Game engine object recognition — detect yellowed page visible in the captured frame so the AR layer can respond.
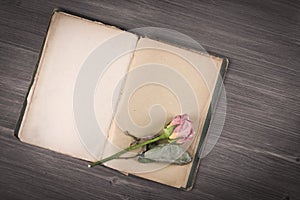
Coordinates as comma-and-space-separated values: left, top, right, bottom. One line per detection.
18, 12, 138, 161
103, 38, 223, 188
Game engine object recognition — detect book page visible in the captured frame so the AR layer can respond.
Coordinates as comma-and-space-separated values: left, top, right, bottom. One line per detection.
103, 38, 223, 188
18, 12, 138, 161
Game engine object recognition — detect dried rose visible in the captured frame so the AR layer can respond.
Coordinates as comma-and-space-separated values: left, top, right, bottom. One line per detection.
165, 114, 195, 143
89, 114, 194, 167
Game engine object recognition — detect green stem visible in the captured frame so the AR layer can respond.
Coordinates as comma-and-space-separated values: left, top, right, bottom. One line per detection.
88, 133, 167, 168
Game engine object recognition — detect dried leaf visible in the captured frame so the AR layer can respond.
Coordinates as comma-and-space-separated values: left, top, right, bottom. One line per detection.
138, 143, 192, 165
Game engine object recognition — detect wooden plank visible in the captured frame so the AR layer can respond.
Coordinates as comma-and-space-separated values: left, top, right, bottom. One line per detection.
0, 0, 299, 199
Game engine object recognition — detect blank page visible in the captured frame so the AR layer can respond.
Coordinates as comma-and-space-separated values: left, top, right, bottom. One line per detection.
18, 12, 138, 161
103, 37, 223, 188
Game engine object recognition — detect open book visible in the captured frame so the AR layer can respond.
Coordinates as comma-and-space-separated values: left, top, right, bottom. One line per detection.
15, 11, 228, 190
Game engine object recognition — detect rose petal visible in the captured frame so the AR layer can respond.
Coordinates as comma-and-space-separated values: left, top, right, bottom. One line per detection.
168, 114, 195, 143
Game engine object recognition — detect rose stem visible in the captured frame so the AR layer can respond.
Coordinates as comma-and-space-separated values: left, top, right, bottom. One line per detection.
88, 134, 166, 168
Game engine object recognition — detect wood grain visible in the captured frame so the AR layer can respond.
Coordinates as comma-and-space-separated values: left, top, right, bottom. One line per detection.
0, 0, 299, 199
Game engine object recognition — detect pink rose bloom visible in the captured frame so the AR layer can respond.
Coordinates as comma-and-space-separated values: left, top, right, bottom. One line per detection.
167, 114, 195, 143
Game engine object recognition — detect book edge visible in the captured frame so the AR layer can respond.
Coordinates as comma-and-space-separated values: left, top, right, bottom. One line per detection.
14, 10, 57, 139
183, 57, 229, 190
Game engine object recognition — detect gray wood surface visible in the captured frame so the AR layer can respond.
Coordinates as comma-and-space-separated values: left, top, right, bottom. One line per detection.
0, 0, 299, 199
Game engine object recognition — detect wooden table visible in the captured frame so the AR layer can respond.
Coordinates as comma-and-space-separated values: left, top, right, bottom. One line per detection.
0, 1, 299, 199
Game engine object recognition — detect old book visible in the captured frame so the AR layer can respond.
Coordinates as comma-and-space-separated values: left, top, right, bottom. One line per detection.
15, 11, 229, 190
